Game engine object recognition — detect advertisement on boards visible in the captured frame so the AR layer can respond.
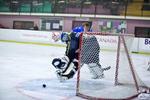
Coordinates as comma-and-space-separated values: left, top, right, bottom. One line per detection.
139, 38, 150, 53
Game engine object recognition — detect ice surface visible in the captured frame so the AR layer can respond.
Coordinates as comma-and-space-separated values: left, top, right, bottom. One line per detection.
0, 41, 150, 100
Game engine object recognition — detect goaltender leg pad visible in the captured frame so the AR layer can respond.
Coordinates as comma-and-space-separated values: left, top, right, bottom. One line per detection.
88, 63, 104, 79
66, 59, 78, 79
67, 59, 78, 77
72, 59, 78, 71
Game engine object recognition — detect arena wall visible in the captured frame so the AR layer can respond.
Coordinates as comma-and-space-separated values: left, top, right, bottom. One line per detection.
1, 15, 150, 35
0, 29, 149, 54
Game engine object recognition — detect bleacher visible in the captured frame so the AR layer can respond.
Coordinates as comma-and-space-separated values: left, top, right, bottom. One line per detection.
0, 0, 150, 17
0, 0, 52, 13
120, 0, 150, 17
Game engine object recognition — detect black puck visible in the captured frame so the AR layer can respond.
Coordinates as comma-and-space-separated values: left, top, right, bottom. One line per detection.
42, 84, 46, 88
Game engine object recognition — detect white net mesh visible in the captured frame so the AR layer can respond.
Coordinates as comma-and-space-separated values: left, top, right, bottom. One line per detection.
76, 33, 150, 100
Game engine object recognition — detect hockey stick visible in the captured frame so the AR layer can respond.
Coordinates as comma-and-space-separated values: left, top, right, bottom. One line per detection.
102, 66, 111, 72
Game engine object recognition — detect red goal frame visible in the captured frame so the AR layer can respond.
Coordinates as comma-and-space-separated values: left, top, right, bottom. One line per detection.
76, 33, 150, 100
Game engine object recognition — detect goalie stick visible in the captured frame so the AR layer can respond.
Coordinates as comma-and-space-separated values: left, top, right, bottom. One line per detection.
96, 63, 111, 72
102, 66, 111, 71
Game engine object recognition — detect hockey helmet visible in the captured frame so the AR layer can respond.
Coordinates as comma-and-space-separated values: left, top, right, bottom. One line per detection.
61, 32, 69, 42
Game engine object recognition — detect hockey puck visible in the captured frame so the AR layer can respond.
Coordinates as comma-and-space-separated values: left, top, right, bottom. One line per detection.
42, 84, 46, 88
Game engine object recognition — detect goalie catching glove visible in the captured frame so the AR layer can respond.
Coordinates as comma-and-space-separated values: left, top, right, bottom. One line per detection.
52, 56, 69, 70
52, 56, 78, 82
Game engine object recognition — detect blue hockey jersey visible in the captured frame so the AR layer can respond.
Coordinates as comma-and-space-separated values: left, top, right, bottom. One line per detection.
65, 26, 92, 61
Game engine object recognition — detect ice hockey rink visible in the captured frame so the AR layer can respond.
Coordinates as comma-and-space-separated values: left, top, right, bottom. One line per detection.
0, 41, 150, 100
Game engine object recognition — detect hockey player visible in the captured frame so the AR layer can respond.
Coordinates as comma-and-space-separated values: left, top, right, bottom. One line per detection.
52, 22, 110, 81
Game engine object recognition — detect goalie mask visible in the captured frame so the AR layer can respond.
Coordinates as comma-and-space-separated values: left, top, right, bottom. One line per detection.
52, 58, 66, 69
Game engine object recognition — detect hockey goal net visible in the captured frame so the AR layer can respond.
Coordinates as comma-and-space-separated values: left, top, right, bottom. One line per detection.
76, 33, 150, 100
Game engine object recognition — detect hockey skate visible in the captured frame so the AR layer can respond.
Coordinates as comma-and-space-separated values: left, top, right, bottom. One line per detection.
102, 66, 111, 71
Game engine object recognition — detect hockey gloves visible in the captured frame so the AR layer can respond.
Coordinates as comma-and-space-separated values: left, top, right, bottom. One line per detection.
53, 57, 78, 82
52, 56, 69, 69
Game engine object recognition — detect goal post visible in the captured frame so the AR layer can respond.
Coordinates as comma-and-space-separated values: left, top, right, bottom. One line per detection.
76, 33, 150, 100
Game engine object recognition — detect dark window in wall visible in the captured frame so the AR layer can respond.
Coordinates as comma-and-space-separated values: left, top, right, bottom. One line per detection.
13, 21, 34, 30
135, 27, 150, 38
72, 21, 92, 29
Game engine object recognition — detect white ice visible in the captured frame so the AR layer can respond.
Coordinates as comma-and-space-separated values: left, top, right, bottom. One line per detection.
0, 41, 150, 100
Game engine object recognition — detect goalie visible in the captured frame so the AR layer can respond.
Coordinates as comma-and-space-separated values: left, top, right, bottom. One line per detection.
52, 22, 110, 81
